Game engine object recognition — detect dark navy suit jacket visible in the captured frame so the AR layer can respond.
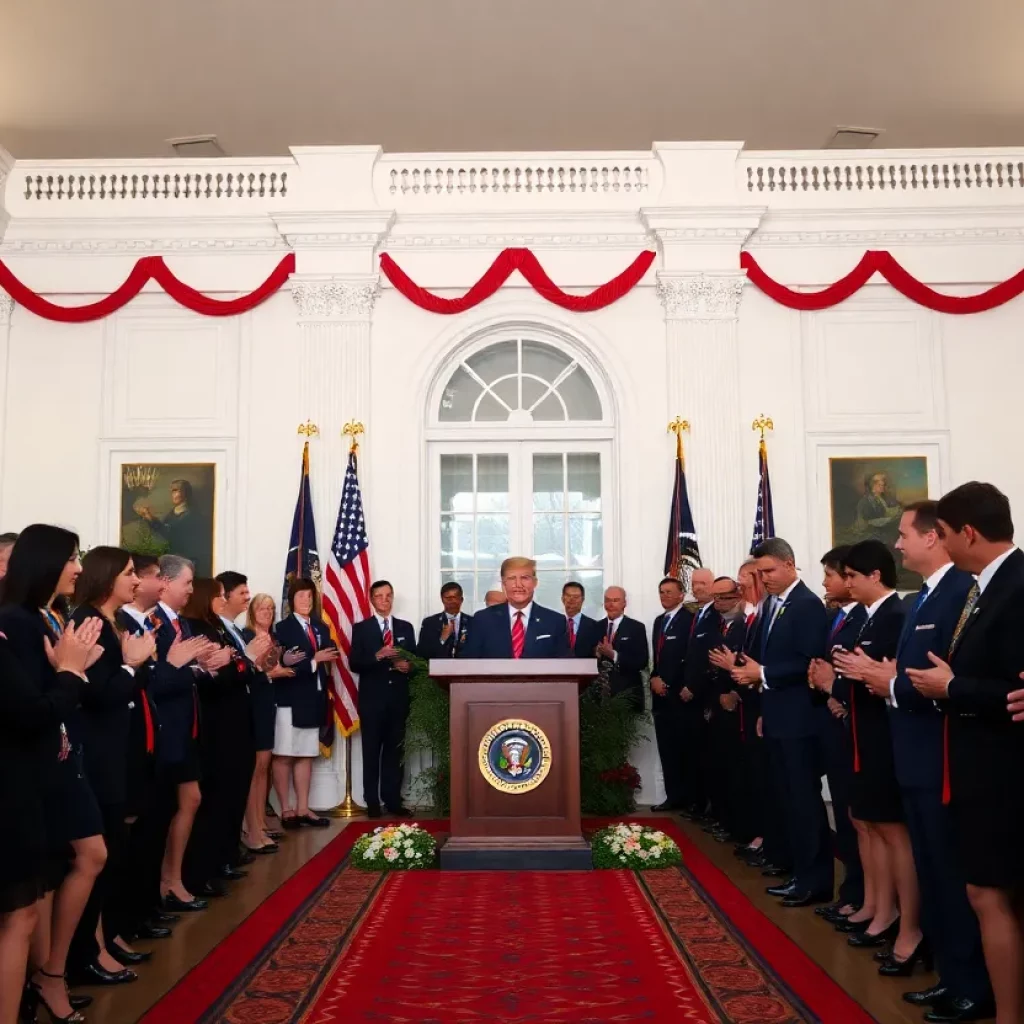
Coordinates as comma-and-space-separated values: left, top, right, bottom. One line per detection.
272, 614, 334, 729
682, 603, 724, 707
350, 616, 416, 712
461, 602, 571, 659
595, 615, 649, 700
149, 605, 204, 764
651, 607, 694, 698
417, 611, 473, 661
757, 581, 829, 740
569, 613, 604, 659
891, 566, 975, 790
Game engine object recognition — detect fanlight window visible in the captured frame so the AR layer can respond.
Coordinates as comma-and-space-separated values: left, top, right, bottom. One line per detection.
438, 338, 602, 424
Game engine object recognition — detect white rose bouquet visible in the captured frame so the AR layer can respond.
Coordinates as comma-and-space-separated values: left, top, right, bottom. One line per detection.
351, 823, 436, 871
591, 823, 681, 870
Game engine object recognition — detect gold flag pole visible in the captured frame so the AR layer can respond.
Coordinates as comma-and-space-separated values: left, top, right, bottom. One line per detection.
323, 420, 367, 819
667, 416, 690, 465
297, 419, 320, 441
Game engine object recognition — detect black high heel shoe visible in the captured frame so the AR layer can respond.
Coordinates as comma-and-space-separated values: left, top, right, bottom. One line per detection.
109, 941, 151, 966
878, 938, 933, 977
848, 916, 901, 948
27, 971, 86, 1024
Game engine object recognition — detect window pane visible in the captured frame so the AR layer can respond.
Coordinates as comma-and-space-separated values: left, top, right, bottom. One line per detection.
521, 375, 547, 410
532, 393, 567, 422
473, 571, 503, 613
476, 455, 509, 512
532, 454, 564, 511
521, 339, 571, 381
533, 512, 566, 567
476, 514, 510, 574
569, 513, 603, 568
440, 455, 473, 513
534, 571, 570, 615
567, 453, 601, 512
490, 376, 519, 411
474, 392, 508, 422
557, 365, 603, 421
441, 515, 475, 569
466, 340, 518, 385
438, 366, 483, 422
569, 569, 605, 619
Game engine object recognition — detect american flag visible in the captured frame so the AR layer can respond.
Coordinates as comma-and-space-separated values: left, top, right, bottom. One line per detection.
749, 437, 776, 553
321, 450, 371, 740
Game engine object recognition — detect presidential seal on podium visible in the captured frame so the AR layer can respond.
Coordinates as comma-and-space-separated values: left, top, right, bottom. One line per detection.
478, 719, 552, 793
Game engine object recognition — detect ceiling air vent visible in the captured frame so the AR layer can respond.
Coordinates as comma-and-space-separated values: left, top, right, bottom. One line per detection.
826, 126, 883, 149
166, 134, 225, 158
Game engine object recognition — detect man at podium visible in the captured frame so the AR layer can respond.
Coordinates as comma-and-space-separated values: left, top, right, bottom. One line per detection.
462, 557, 571, 659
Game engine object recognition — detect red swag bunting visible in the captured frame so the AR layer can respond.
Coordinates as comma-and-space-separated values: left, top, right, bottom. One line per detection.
0, 253, 295, 323
379, 247, 656, 314
740, 250, 1024, 315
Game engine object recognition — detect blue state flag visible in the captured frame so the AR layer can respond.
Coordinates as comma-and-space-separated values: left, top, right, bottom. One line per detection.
282, 441, 322, 617
749, 437, 776, 554
664, 442, 702, 590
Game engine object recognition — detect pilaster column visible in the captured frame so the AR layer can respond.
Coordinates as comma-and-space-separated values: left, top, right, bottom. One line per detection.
657, 273, 748, 576
290, 276, 378, 811
0, 295, 14, 521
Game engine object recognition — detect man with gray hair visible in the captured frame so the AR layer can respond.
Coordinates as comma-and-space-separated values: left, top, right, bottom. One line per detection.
724, 537, 833, 908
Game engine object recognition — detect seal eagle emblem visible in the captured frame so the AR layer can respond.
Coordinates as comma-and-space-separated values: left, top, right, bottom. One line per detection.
478, 719, 552, 794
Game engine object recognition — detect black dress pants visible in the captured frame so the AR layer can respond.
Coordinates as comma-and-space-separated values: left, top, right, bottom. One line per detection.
361, 696, 409, 810
679, 705, 707, 812
652, 700, 685, 807
815, 710, 864, 906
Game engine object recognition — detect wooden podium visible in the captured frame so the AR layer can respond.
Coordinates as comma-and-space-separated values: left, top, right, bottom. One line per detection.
430, 658, 597, 870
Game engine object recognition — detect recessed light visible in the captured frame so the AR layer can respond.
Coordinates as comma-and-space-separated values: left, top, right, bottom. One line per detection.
166, 134, 225, 158
826, 126, 884, 149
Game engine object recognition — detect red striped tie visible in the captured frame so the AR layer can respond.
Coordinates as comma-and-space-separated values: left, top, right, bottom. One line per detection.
511, 612, 525, 659
382, 622, 392, 648
567, 617, 576, 651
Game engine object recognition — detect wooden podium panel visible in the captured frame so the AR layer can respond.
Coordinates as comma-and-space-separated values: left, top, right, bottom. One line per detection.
430, 659, 596, 869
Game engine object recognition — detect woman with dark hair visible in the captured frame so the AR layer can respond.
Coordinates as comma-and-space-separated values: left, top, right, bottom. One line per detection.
0, 618, 100, 1024
65, 548, 155, 987
180, 580, 269, 897
242, 594, 291, 851
0, 524, 106, 1023
272, 578, 338, 829
832, 540, 925, 975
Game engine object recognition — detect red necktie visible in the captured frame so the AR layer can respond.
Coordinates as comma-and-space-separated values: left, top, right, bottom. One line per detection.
606, 620, 614, 641
567, 617, 576, 651
171, 617, 182, 637
511, 612, 525, 659
140, 691, 155, 754
307, 623, 319, 652
690, 611, 699, 637
656, 616, 668, 659
382, 621, 392, 648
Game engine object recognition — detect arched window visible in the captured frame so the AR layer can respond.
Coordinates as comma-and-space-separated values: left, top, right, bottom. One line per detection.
438, 338, 603, 424
428, 332, 614, 614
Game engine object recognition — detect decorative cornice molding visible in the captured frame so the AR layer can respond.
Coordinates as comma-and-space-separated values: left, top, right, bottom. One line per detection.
750, 226, 1024, 247
291, 276, 380, 321
657, 272, 745, 321
0, 236, 289, 254
0, 294, 14, 326
285, 232, 386, 249
383, 232, 652, 250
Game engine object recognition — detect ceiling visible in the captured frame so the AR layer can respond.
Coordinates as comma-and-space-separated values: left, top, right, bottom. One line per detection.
2, 0, 1024, 159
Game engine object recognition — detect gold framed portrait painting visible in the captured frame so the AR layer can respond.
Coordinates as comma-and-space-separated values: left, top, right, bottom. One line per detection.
829, 456, 929, 591
119, 463, 216, 576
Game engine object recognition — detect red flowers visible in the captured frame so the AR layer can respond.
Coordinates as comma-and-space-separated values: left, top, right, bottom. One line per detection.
599, 763, 641, 790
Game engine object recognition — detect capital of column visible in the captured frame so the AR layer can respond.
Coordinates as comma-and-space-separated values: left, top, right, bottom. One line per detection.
291, 275, 380, 322
657, 272, 745, 322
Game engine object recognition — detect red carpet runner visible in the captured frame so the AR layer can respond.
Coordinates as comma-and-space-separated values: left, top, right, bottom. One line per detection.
142, 820, 875, 1024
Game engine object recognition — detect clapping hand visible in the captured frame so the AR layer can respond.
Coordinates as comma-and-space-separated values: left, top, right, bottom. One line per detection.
122, 630, 156, 668
198, 645, 233, 673
313, 647, 340, 665
807, 657, 835, 693
47, 618, 104, 677
595, 639, 615, 660
166, 636, 211, 669
440, 620, 455, 642
246, 633, 274, 666
906, 652, 954, 699
281, 647, 307, 667
708, 646, 737, 671
731, 655, 762, 687
375, 645, 398, 661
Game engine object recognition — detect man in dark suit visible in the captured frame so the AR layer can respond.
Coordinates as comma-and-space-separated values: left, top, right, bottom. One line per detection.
593, 586, 649, 710
728, 537, 832, 908
678, 567, 720, 819
561, 581, 602, 657
349, 580, 416, 819
908, 483, 1021, 1024
650, 577, 694, 811
461, 557, 571, 659
846, 502, 991, 1015
417, 581, 472, 661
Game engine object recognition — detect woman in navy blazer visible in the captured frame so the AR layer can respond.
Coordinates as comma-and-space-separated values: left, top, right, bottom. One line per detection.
271, 578, 338, 829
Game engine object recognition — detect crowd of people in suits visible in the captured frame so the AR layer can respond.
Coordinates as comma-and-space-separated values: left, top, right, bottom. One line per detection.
3, 480, 1023, 1024
0, 534, 346, 1024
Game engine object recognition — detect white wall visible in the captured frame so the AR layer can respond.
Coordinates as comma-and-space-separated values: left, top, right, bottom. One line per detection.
3, 142, 1024, 806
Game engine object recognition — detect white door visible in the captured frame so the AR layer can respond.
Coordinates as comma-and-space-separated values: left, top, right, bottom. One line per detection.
430, 440, 613, 616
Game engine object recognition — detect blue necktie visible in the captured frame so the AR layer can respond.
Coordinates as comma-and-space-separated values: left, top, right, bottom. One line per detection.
897, 583, 930, 655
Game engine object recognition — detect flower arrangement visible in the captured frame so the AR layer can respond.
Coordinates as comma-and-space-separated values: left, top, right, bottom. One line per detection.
591, 823, 682, 870
351, 823, 437, 871
598, 763, 642, 790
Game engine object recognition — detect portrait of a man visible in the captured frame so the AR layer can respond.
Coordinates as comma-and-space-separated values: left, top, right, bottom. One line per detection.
120, 463, 216, 575
829, 456, 929, 590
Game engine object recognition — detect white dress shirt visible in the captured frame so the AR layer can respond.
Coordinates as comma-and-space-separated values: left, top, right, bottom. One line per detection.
977, 545, 1018, 594
508, 602, 533, 626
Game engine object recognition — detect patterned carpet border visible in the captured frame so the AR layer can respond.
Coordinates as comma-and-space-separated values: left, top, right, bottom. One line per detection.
141, 817, 876, 1024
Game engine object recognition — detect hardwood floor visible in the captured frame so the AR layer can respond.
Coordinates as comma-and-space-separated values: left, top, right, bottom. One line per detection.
82, 813, 933, 1024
